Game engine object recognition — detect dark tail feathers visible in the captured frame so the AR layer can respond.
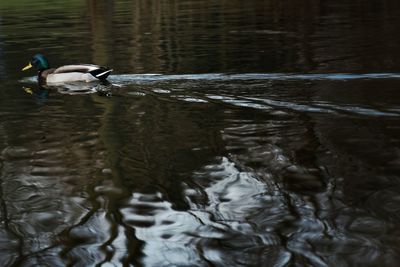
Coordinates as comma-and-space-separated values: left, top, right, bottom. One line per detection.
90, 68, 113, 80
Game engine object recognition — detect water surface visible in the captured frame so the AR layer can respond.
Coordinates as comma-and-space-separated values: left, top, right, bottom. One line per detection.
1, 1, 400, 266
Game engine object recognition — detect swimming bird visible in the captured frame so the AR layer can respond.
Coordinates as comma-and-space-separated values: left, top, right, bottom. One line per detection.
22, 54, 113, 84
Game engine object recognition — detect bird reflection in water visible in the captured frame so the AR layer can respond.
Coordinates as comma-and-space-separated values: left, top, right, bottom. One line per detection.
22, 80, 113, 103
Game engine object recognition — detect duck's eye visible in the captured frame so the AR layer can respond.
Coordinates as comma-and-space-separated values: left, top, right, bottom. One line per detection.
31, 58, 38, 66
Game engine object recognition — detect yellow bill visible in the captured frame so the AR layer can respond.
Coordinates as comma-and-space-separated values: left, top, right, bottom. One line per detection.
22, 63, 32, 71
23, 87, 33, 95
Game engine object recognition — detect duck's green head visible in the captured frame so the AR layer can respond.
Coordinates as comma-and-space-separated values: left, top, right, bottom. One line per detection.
22, 54, 49, 71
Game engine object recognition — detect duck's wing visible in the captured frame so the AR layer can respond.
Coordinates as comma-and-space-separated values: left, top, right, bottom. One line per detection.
53, 64, 101, 74
53, 64, 113, 80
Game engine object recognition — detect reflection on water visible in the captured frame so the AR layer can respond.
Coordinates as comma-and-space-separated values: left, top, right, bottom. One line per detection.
2, 76, 400, 266
1, 0, 400, 266
2, 0, 400, 76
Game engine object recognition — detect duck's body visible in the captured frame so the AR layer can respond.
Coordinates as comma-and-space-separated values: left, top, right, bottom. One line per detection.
22, 54, 112, 84
40, 64, 112, 83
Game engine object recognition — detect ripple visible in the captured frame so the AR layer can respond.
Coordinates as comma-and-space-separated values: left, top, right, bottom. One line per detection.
0, 229, 19, 266
6, 58, 400, 267
109, 73, 400, 83
21, 72, 400, 87
1, 146, 31, 161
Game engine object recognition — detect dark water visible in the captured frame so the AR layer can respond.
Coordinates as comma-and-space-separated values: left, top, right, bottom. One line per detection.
1, 1, 400, 266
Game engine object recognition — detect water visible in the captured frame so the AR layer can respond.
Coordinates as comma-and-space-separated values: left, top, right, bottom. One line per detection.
1, 1, 400, 266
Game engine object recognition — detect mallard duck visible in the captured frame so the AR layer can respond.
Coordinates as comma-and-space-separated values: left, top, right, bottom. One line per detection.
22, 54, 112, 84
